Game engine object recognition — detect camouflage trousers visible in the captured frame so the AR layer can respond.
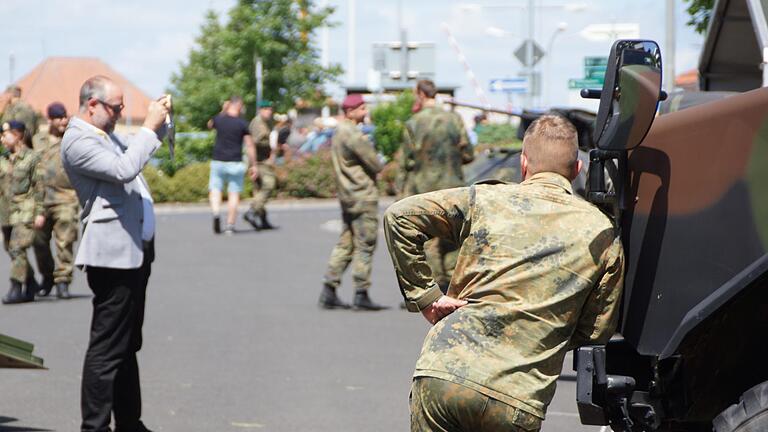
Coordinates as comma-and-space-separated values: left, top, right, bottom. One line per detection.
7, 223, 37, 283
410, 377, 542, 432
2, 225, 34, 282
249, 163, 276, 214
425, 238, 458, 293
33, 203, 79, 284
324, 201, 378, 291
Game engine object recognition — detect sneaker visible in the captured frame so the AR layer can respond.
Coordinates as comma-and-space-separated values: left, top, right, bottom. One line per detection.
223, 224, 235, 236
213, 216, 222, 234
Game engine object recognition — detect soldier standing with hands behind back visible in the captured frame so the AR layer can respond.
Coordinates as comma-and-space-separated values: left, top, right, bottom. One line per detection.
1, 120, 43, 304
32, 102, 79, 299
318, 94, 387, 310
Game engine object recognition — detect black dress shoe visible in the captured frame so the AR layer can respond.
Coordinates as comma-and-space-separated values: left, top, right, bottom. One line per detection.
2, 280, 25, 305
23, 276, 38, 302
115, 421, 153, 432
38, 277, 54, 297
353, 290, 389, 311
55, 283, 71, 299
318, 284, 350, 309
243, 208, 262, 230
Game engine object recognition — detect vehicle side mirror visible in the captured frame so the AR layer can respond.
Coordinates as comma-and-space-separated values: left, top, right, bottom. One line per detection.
587, 40, 664, 151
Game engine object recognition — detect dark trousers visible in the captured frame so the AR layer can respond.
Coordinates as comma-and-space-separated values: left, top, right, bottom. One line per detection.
81, 242, 154, 432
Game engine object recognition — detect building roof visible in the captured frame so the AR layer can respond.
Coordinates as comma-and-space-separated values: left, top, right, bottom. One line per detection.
675, 69, 699, 91
11, 57, 152, 124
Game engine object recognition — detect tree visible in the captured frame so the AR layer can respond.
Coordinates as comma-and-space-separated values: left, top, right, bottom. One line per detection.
170, 0, 343, 129
685, 0, 715, 34
370, 92, 416, 162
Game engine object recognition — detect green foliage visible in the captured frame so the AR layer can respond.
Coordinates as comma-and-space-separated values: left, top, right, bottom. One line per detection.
153, 132, 215, 176
685, 0, 714, 34
170, 1, 343, 129
370, 92, 415, 161
144, 163, 211, 203
477, 124, 522, 149
276, 150, 336, 198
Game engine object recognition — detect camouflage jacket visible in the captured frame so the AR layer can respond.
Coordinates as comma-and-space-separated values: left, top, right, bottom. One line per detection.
1, 101, 39, 137
383, 173, 625, 418
401, 106, 474, 196
249, 116, 272, 162
3, 146, 43, 225
0, 151, 10, 226
33, 133, 78, 207
331, 119, 382, 208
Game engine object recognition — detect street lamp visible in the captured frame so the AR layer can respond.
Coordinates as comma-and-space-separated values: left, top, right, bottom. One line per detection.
545, 22, 568, 107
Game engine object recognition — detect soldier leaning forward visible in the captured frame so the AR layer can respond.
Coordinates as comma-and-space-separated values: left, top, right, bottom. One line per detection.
244, 100, 277, 230
32, 102, 78, 299
1, 120, 43, 304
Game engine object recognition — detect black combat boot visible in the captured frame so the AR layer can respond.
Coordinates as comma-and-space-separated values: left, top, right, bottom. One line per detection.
259, 209, 276, 230
23, 275, 39, 302
318, 284, 350, 309
38, 277, 54, 297
2, 280, 25, 305
353, 290, 389, 311
242, 208, 261, 230
55, 283, 71, 299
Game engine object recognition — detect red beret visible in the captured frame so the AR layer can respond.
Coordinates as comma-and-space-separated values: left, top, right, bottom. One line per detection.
342, 93, 365, 110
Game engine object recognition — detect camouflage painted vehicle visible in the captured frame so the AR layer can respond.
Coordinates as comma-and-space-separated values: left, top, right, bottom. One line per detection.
570, 35, 768, 432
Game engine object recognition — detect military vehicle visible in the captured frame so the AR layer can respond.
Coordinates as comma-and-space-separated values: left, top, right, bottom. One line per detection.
570, 33, 768, 432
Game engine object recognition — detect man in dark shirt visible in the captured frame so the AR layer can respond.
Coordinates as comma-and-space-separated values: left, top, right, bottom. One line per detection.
207, 96, 257, 235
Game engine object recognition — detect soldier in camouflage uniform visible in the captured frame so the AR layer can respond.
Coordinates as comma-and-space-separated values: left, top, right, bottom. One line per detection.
1, 85, 39, 145
244, 100, 277, 230
318, 94, 387, 311
32, 103, 78, 299
1, 120, 44, 304
384, 115, 625, 431
400, 79, 474, 294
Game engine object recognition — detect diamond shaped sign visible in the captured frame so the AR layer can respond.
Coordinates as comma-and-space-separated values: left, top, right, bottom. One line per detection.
514, 39, 545, 67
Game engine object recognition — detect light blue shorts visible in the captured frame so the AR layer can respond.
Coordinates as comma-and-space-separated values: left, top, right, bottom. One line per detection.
209, 160, 246, 193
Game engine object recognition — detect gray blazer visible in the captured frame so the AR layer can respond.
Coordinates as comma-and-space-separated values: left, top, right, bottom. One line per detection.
61, 117, 160, 269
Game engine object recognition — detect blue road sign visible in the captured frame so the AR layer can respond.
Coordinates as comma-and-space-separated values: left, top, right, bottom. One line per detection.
489, 78, 529, 94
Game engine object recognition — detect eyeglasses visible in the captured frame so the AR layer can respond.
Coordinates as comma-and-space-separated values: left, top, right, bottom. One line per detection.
95, 99, 124, 115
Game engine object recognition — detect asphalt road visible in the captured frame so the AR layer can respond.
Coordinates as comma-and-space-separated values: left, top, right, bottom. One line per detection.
0, 202, 607, 432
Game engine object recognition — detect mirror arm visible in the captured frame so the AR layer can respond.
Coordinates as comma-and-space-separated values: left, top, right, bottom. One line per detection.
587, 149, 623, 205
580, 89, 603, 99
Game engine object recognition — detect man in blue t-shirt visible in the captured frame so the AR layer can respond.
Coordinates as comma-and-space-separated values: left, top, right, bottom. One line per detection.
207, 96, 257, 235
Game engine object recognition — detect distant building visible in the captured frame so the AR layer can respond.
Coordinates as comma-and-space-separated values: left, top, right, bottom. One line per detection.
5, 57, 152, 125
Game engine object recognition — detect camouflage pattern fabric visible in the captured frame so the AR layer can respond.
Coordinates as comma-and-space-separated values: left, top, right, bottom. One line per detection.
401, 106, 474, 197
9, 222, 36, 282
249, 116, 272, 162
34, 203, 79, 284
383, 172, 625, 419
1, 101, 39, 143
7, 146, 43, 226
324, 201, 378, 291
424, 238, 458, 292
32, 133, 79, 206
410, 377, 542, 432
2, 226, 34, 281
250, 162, 276, 214
330, 119, 382, 210
0, 152, 10, 226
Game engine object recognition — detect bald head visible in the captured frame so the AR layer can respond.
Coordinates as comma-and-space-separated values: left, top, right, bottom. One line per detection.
79, 75, 116, 111
78, 75, 124, 133
521, 114, 579, 180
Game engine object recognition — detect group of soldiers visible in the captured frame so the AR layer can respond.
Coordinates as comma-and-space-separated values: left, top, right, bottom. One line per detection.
318, 79, 474, 310
0, 85, 79, 304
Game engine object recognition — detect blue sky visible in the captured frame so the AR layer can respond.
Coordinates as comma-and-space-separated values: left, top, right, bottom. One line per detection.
0, 0, 703, 110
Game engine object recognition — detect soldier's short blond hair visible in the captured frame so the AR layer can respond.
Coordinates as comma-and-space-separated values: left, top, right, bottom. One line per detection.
522, 114, 578, 178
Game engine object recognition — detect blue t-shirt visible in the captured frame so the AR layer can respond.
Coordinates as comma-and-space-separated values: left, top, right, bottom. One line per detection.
212, 114, 250, 162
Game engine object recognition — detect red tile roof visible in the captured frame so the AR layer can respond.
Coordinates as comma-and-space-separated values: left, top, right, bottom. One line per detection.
11, 57, 151, 124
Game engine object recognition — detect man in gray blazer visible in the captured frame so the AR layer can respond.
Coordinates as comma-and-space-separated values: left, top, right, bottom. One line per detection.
62, 75, 169, 432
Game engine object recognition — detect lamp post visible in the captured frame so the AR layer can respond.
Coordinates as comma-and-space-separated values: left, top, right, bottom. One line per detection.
545, 22, 568, 107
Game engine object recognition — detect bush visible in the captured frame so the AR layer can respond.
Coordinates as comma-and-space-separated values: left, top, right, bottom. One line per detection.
276, 150, 336, 198
153, 132, 215, 176
370, 92, 415, 161
477, 123, 522, 148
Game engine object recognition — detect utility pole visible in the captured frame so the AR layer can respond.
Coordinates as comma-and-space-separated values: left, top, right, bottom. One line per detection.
347, 0, 356, 85
9, 52, 15, 84
665, 0, 676, 92
525, 0, 535, 110
254, 55, 263, 111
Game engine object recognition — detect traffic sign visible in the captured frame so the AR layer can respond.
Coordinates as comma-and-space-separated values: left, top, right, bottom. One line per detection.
489, 78, 529, 94
513, 39, 545, 67
568, 78, 604, 89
